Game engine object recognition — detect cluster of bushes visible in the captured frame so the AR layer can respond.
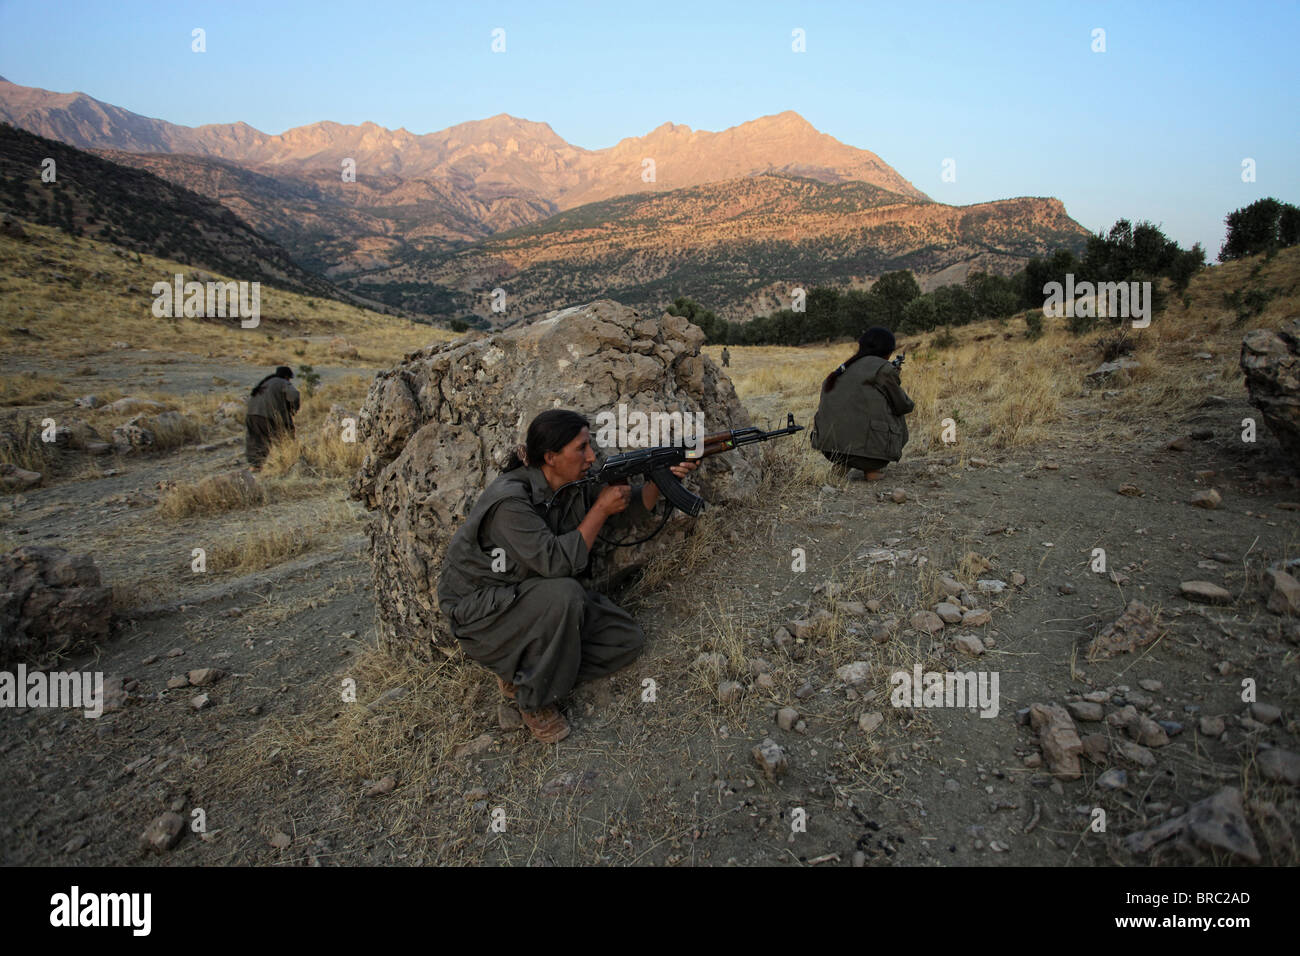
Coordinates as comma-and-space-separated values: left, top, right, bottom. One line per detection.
1219, 197, 1300, 261
673, 215, 1223, 346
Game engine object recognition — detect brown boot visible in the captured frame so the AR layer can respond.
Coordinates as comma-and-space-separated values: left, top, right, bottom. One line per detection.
496, 674, 517, 700
520, 705, 571, 744
864, 470, 886, 481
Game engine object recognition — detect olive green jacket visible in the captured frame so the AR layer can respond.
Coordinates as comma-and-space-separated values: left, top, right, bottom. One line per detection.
437, 467, 651, 632
247, 376, 299, 429
810, 355, 915, 462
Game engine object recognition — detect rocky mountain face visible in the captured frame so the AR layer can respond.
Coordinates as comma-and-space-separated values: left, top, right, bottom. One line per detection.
386, 175, 1091, 322
1, 76, 1090, 322
0, 78, 927, 207
0, 123, 352, 302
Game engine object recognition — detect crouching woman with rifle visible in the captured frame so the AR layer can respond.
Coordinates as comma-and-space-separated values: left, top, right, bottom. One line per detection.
436, 409, 697, 744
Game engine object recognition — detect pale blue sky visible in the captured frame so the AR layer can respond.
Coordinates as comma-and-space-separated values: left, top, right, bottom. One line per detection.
2, 0, 1296, 257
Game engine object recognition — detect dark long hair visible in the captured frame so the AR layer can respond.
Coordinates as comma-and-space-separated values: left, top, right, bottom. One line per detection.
504, 409, 590, 470
251, 366, 294, 397
822, 327, 896, 393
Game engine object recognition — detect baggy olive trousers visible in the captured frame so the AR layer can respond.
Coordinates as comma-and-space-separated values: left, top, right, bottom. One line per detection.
453, 577, 645, 713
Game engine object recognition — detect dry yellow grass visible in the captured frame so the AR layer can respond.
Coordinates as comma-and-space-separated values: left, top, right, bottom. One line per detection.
709, 246, 1300, 463
208, 501, 354, 573
0, 223, 458, 367
159, 470, 267, 518
0, 373, 69, 406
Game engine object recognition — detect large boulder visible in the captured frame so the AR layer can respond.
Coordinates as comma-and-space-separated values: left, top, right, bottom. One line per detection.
1241, 317, 1300, 463
350, 300, 759, 657
0, 546, 113, 668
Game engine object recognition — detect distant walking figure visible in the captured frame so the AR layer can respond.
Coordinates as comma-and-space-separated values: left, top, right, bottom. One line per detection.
721, 346, 731, 368
810, 327, 913, 480
245, 365, 299, 470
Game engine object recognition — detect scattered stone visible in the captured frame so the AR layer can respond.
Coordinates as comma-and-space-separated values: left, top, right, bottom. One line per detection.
977, 579, 1007, 593
836, 600, 866, 617
911, 611, 945, 635
139, 812, 185, 852
1250, 702, 1282, 725
890, 488, 907, 504
858, 711, 884, 735
717, 681, 743, 705
452, 733, 495, 759
835, 661, 871, 686
1188, 489, 1222, 509
776, 707, 799, 731
1180, 580, 1232, 604
938, 576, 964, 597
1023, 753, 1042, 768
953, 634, 984, 657
1118, 483, 1144, 497
865, 599, 882, 612
1087, 600, 1158, 661
794, 682, 815, 700
73, 394, 103, 409
166, 648, 185, 658
1115, 739, 1157, 768
62, 835, 88, 853
1124, 787, 1259, 863
1067, 701, 1104, 722
1029, 703, 1084, 780
1158, 720, 1184, 736
969, 457, 989, 468
542, 770, 599, 796
497, 702, 523, 731
269, 831, 292, 850
962, 608, 991, 626
1010, 572, 1026, 587
1058, 583, 1076, 595
1127, 714, 1170, 748
1138, 678, 1163, 692
1097, 769, 1127, 791
1241, 318, 1300, 460
0, 463, 41, 492
365, 775, 397, 797
1080, 733, 1109, 765
770, 626, 793, 652
755, 673, 775, 690
1256, 749, 1300, 784
1197, 715, 1225, 738
1086, 358, 1140, 383
187, 667, 224, 687
190, 694, 210, 710
935, 602, 963, 624
1082, 690, 1110, 703
752, 738, 788, 781
1264, 569, 1300, 616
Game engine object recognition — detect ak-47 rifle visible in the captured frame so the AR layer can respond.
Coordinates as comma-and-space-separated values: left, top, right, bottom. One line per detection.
891, 348, 907, 372
544, 414, 803, 542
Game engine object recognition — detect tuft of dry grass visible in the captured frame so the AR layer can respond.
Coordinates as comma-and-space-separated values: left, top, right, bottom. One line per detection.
0, 373, 68, 406
0, 417, 58, 473
159, 470, 266, 518
208, 502, 354, 573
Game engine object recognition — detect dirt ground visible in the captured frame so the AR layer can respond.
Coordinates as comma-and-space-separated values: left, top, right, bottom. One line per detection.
2, 347, 1297, 866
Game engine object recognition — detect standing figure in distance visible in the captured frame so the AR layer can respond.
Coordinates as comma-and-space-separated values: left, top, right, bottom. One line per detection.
721, 346, 731, 368
245, 365, 299, 470
810, 327, 914, 481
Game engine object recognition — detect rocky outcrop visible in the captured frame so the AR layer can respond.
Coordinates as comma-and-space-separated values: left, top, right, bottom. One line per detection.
1241, 318, 1300, 463
350, 300, 758, 657
0, 546, 113, 668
